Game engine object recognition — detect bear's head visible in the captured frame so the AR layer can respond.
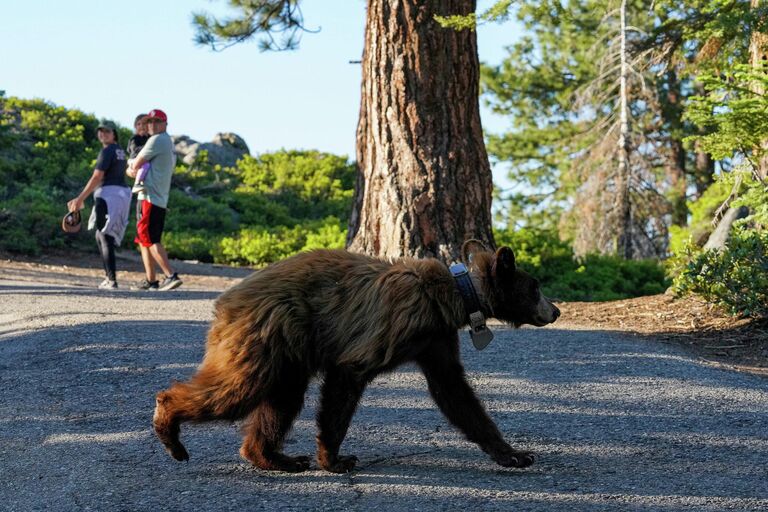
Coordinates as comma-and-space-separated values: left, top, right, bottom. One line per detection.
465, 243, 560, 328
490, 247, 560, 327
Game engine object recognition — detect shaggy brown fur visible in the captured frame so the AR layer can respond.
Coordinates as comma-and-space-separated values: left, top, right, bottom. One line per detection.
153, 247, 559, 473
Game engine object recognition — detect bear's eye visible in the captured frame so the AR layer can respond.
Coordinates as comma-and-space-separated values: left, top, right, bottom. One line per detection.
529, 280, 540, 298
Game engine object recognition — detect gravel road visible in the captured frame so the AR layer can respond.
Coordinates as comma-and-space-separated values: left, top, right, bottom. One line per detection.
1, 269, 767, 511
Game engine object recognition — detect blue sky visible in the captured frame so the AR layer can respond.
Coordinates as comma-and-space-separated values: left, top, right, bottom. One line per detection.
2, 1, 518, 183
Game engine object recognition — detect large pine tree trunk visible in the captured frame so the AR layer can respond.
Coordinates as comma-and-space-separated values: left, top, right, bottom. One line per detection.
751, 0, 768, 180
346, 0, 495, 262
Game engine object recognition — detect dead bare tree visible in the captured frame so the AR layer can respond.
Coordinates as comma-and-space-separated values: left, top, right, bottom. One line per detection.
568, 0, 668, 259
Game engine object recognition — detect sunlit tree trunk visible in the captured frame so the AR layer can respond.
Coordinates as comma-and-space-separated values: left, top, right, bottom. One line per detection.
347, 0, 495, 262
615, 0, 633, 259
751, 0, 768, 180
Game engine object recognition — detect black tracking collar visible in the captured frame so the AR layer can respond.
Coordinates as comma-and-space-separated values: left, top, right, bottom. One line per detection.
450, 263, 495, 350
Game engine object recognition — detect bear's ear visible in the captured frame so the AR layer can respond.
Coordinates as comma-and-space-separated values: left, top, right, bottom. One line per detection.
492, 246, 516, 280
461, 239, 490, 267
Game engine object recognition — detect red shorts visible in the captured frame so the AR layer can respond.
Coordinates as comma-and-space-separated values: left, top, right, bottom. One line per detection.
134, 200, 166, 247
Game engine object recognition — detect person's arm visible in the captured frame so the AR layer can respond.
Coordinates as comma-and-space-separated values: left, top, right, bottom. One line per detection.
128, 155, 146, 178
67, 169, 104, 211
128, 136, 156, 177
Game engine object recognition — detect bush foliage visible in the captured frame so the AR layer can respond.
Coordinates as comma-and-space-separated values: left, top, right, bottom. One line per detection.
1, 94, 668, 301
495, 227, 669, 301
0, 94, 355, 265
671, 64, 768, 318
673, 230, 768, 318
671, 168, 768, 317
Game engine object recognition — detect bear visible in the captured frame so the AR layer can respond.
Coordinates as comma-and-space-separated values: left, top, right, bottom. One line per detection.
153, 245, 560, 473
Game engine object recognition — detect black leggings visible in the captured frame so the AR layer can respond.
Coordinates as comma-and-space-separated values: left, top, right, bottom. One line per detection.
94, 198, 116, 281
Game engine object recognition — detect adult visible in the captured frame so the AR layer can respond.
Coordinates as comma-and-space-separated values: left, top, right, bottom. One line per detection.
67, 120, 132, 289
128, 108, 182, 291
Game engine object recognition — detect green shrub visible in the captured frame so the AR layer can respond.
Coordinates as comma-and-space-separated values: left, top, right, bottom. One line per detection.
213, 217, 348, 266
4, 97, 102, 189
0, 95, 360, 264
229, 188, 295, 227
214, 226, 302, 266
164, 190, 238, 233
494, 226, 669, 301
0, 185, 70, 254
671, 167, 768, 317
673, 231, 768, 318
301, 217, 347, 251
545, 254, 667, 302
234, 150, 356, 221
162, 231, 220, 263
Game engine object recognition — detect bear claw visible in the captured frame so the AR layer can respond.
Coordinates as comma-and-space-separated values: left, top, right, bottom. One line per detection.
321, 454, 358, 473
494, 450, 535, 468
168, 443, 190, 462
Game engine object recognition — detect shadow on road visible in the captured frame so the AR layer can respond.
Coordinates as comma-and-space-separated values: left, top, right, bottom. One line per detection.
0, 283, 221, 301
1, 319, 767, 511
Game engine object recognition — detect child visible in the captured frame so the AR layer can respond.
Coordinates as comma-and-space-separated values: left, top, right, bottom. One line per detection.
126, 113, 150, 194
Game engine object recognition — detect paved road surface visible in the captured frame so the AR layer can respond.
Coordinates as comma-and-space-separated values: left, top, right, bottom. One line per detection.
1, 277, 767, 511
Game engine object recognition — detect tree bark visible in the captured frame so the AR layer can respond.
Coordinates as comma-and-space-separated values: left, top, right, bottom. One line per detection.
690, 81, 714, 197
694, 139, 714, 197
663, 70, 687, 226
347, 0, 495, 262
615, 0, 633, 259
751, 0, 768, 180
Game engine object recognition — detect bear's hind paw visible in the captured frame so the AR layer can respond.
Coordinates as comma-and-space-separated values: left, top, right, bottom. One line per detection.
320, 454, 358, 474
245, 450, 311, 473
166, 443, 190, 462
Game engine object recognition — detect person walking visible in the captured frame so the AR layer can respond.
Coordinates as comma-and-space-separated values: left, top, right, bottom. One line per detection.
127, 108, 182, 291
67, 120, 132, 289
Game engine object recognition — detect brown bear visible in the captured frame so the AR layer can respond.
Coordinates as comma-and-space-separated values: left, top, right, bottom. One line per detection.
153, 245, 559, 473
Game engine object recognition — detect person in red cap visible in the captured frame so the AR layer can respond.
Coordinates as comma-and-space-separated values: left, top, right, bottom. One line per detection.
127, 109, 182, 291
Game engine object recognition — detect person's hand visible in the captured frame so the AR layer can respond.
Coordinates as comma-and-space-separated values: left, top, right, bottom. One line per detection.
67, 198, 84, 212
126, 166, 137, 178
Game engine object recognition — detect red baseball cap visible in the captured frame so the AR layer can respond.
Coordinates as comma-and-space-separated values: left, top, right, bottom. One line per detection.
146, 109, 168, 122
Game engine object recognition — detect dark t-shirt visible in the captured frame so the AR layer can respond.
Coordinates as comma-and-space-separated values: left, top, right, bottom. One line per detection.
126, 134, 150, 159
95, 143, 128, 187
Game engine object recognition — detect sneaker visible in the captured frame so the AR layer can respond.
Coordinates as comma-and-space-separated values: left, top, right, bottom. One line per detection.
131, 182, 146, 194
159, 273, 183, 291
132, 278, 159, 291
98, 279, 118, 290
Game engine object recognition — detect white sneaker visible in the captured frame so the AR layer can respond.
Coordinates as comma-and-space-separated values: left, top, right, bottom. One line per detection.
158, 273, 182, 291
98, 279, 118, 290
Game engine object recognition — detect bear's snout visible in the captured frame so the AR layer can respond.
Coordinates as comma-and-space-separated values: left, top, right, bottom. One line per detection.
532, 296, 559, 326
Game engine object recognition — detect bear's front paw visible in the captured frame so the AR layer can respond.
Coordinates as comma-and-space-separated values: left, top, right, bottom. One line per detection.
284, 455, 312, 472
241, 446, 311, 473
492, 450, 535, 468
320, 454, 358, 473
